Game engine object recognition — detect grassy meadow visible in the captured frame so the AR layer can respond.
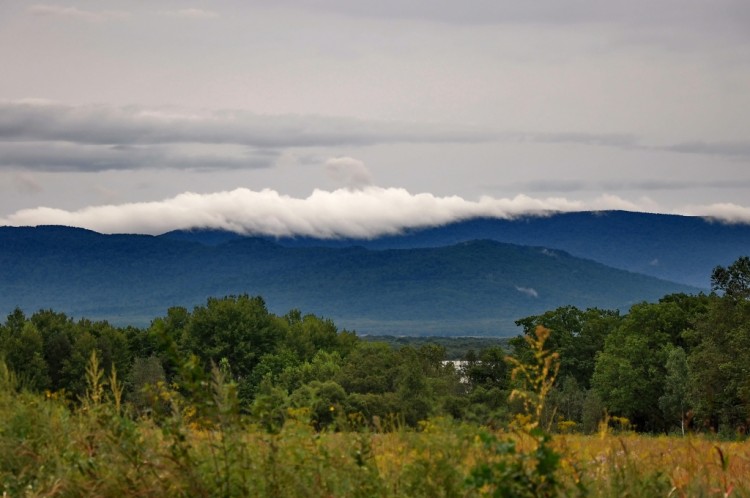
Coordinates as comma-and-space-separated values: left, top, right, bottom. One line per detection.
2, 335, 749, 498
2, 390, 749, 497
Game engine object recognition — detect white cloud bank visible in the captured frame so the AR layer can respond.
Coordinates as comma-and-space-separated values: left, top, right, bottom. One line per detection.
2, 187, 748, 237
682, 203, 750, 224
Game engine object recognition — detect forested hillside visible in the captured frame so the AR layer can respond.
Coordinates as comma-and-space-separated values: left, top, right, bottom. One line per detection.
1, 257, 748, 435
0, 225, 697, 335
163, 211, 750, 288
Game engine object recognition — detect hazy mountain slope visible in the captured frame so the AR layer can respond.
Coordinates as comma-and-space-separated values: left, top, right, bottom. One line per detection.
1, 226, 697, 336
161, 211, 750, 288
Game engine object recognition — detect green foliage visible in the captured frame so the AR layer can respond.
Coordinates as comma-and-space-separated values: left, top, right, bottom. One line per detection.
337, 342, 400, 394
514, 306, 621, 389
580, 389, 605, 434
83, 349, 105, 406
3, 255, 750, 497
1, 256, 749, 439
467, 429, 561, 498
129, 355, 166, 413
5, 370, 750, 498
549, 375, 586, 430
658, 346, 689, 435
251, 376, 289, 433
591, 296, 706, 432
184, 295, 280, 380
282, 310, 356, 361
507, 326, 560, 431
712, 255, 750, 300
364, 335, 509, 360
464, 346, 510, 391
243, 349, 300, 402
687, 292, 750, 432
467, 325, 563, 497
4, 320, 50, 391
396, 347, 435, 426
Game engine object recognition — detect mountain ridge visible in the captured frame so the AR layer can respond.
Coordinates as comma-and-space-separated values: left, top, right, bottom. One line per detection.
159, 210, 750, 288
0, 222, 700, 336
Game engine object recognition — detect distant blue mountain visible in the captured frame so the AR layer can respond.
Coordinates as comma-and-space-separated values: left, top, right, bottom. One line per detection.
0, 221, 700, 336
161, 210, 750, 289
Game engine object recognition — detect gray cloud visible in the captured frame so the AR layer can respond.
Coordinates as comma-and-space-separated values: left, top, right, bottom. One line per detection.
504, 132, 750, 161
508, 178, 750, 194
661, 141, 750, 159
519, 132, 639, 149
507, 180, 590, 193
519, 134, 750, 160
0, 101, 501, 173
164, 8, 220, 19
12, 172, 43, 194
28, 4, 129, 22
0, 142, 277, 172
0, 1, 744, 230
265, 0, 750, 32
0, 101, 495, 149
325, 157, 374, 190
2, 101, 746, 175
601, 179, 750, 191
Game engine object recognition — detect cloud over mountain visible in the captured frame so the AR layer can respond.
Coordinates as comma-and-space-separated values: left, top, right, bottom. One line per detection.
2, 186, 748, 237
0, 187, 580, 236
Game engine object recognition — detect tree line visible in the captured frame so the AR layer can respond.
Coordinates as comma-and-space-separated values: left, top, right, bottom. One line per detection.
513, 256, 750, 435
1, 257, 748, 435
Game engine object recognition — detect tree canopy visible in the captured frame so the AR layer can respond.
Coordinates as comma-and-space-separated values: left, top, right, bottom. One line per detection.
1, 256, 749, 435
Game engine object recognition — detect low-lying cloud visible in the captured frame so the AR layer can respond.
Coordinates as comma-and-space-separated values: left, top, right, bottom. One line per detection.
682, 202, 750, 224
0, 187, 580, 236
3, 187, 749, 237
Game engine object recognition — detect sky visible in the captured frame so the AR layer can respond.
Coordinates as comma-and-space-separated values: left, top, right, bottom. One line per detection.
1, 0, 749, 237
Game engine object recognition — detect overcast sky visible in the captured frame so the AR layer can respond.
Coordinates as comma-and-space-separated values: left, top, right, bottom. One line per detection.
1, 0, 749, 236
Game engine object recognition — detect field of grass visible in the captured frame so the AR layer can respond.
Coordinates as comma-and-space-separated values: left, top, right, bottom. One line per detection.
3, 327, 749, 498
2, 375, 749, 497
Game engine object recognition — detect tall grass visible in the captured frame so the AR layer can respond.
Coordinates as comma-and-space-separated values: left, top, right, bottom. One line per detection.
2, 341, 750, 497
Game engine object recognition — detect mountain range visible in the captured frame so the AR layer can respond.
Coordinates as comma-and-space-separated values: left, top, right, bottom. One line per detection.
4, 210, 742, 336
162, 210, 750, 289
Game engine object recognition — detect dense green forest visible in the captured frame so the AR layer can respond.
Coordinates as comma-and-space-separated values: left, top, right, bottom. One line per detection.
361, 335, 509, 360
1, 256, 748, 436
